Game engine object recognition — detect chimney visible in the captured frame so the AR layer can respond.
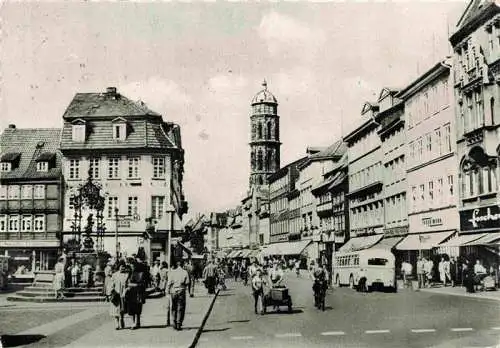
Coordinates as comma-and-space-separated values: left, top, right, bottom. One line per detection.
8, 124, 16, 129
106, 87, 117, 95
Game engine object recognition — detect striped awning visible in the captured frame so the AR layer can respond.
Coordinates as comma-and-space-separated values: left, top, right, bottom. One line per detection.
464, 232, 500, 246
439, 233, 487, 247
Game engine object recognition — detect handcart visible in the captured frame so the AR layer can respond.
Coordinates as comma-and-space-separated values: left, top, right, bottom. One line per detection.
263, 285, 293, 313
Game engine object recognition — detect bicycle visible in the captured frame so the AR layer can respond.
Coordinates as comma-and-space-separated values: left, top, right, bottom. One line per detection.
313, 280, 326, 311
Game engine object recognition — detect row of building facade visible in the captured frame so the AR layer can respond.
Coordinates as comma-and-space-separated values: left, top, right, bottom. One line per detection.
0, 87, 188, 273
204, 1, 500, 272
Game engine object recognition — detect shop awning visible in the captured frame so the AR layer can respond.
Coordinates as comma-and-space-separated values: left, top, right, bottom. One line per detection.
240, 249, 252, 258
261, 240, 312, 256
464, 232, 500, 246
338, 234, 384, 252
369, 236, 404, 250
396, 231, 455, 250
438, 233, 487, 247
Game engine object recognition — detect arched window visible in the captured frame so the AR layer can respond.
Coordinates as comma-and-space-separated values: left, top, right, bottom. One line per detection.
491, 98, 495, 126
274, 123, 279, 140
267, 121, 272, 139
267, 150, 272, 171
251, 151, 256, 170
251, 124, 256, 140
257, 123, 263, 139
258, 176, 263, 185
257, 150, 263, 170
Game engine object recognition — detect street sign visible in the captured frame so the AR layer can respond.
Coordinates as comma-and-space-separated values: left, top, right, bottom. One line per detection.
117, 220, 130, 228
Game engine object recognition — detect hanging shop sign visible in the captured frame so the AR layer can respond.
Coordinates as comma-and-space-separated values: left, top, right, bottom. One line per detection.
460, 205, 500, 231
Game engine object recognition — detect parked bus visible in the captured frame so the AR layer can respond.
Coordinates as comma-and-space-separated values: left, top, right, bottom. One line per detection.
333, 248, 396, 292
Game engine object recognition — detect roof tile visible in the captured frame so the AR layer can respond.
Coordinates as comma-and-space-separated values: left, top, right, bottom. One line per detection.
0, 128, 62, 181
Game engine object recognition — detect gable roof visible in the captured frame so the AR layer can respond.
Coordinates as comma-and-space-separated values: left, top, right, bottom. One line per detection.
309, 140, 347, 161
0, 127, 62, 181
450, 0, 499, 45
62, 89, 161, 120
377, 88, 401, 103
361, 102, 379, 115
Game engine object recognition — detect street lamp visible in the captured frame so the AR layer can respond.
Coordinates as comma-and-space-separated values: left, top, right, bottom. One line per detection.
165, 208, 175, 272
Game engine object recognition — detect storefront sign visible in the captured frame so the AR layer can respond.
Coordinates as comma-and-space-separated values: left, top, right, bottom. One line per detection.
460, 205, 500, 231
384, 226, 409, 237
422, 217, 443, 227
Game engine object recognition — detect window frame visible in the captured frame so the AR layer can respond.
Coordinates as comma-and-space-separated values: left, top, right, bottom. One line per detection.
33, 215, 45, 232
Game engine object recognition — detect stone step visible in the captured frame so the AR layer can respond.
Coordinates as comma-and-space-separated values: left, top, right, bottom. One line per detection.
63, 291, 103, 297
16, 291, 56, 298
7, 295, 106, 303
65, 287, 103, 292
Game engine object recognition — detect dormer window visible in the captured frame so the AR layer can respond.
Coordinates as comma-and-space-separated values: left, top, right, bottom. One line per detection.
112, 117, 128, 141
0, 152, 20, 172
37, 162, 48, 172
71, 119, 86, 142
35, 152, 55, 172
1, 162, 11, 172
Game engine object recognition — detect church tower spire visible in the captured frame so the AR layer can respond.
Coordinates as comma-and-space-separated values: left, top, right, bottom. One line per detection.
249, 80, 281, 189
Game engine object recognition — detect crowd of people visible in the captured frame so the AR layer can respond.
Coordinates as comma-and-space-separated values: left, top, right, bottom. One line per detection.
402, 254, 499, 292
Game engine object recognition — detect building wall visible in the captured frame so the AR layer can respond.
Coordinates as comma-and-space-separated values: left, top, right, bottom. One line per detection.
61, 153, 177, 256
406, 68, 459, 235
451, 6, 500, 236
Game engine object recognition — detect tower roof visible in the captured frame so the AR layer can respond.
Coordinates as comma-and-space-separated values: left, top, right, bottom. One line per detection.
251, 80, 277, 104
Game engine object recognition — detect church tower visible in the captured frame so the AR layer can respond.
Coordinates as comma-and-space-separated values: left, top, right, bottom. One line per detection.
249, 80, 281, 189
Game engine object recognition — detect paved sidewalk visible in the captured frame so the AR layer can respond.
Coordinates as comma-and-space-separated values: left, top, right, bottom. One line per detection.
62, 281, 217, 348
420, 285, 500, 301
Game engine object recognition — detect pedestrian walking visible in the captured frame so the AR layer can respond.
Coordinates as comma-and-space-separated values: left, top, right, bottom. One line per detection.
443, 257, 451, 287
110, 263, 129, 330
167, 259, 190, 331
295, 259, 301, 278
53, 257, 65, 299
125, 258, 148, 330
438, 257, 446, 286
159, 261, 169, 296
450, 257, 457, 287
424, 258, 433, 288
416, 257, 424, 289
104, 261, 114, 299
203, 260, 217, 294
184, 259, 195, 297
251, 268, 266, 315
151, 260, 160, 290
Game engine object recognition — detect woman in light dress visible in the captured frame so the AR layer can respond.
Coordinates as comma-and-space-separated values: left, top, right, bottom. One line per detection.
53, 257, 65, 300
110, 263, 130, 330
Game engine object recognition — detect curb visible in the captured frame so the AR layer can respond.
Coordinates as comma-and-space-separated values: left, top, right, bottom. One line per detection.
189, 288, 221, 348
421, 288, 500, 302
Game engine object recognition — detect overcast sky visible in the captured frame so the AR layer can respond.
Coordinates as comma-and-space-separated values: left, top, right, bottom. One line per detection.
0, 1, 467, 219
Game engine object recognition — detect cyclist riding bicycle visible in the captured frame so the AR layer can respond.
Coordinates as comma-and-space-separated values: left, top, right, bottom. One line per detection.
312, 263, 328, 309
